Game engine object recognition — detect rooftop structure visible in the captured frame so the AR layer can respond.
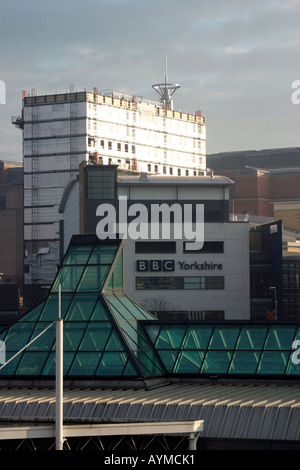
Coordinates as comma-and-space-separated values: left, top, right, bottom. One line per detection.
0, 235, 299, 450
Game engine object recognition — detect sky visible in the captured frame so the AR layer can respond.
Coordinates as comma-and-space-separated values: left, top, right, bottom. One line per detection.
0, 0, 299, 162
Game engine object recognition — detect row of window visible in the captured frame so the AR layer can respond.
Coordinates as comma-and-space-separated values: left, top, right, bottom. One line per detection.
136, 276, 224, 290
135, 241, 224, 254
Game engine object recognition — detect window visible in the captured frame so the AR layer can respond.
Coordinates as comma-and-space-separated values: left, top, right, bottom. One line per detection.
117, 143, 121, 151
148, 164, 151, 172
100, 140, 105, 148
183, 241, 224, 254
135, 241, 176, 254
86, 168, 116, 200
125, 144, 128, 153
136, 276, 224, 290
108, 141, 112, 150
132, 145, 136, 154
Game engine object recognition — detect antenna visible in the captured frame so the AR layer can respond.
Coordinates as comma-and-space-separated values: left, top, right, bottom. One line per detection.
152, 54, 180, 110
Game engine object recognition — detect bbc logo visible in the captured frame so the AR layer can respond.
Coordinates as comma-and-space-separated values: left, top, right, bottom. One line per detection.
136, 260, 175, 272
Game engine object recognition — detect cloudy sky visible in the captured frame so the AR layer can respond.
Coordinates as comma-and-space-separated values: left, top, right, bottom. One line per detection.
0, 0, 299, 162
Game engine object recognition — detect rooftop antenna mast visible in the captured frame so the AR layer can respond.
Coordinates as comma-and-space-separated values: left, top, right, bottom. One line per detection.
152, 54, 180, 110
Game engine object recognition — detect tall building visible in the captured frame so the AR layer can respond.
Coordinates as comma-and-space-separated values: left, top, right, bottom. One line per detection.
13, 84, 206, 287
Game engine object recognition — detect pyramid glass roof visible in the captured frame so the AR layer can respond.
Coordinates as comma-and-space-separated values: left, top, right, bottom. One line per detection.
0, 235, 164, 379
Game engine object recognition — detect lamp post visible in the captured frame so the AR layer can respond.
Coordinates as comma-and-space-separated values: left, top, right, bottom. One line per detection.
55, 285, 64, 450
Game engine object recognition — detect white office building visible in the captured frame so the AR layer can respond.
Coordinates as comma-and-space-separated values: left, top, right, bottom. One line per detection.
60, 164, 250, 320
13, 84, 206, 285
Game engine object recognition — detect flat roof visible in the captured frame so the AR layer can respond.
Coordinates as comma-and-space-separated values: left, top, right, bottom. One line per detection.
117, 174, 234, 186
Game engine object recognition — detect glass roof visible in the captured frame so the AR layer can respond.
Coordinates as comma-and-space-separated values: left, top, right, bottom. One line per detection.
0, 236, 163, 379
0, 234, 299, 381
142, 323, 300, 377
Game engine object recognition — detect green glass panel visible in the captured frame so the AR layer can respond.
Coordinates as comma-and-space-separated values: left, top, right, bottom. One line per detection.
145, 325, 161, 345
52, 265, 85, 292
42, 352, 75, 376
1, 322, 36, 351
15, 352, 50, 375
19, 302, 45, 322
286, 351, 300, 375
64, 293, 98, 321
182, 326, 213, 349
79, 322, 112, 351
96, 351, 128, 376
111, 253, 123, 289
236, 326, 268, 350
257, 351, 289, 375
106, 295, 131, 321
201, 351, 233, 374
63, 246, 92, 265
69, 352, 102, 376
105, 330, 125, 351
115, 296, 154, 321
27, 323, 55, 351
88, 245, 117, 265
77, 265, 110, 292
39, 293, 73, 321
209, 326, 240, 350
173, 351, 205, 373
155, 326, 186, 349
264, 326, 297, 350
136, 348, 162, 376
156, 350, 178, 373
0, 351, 21, 375
90, 300, 110, 321
229, 351, 260, 374
64, 323, 86, 351
66, 294, 96, 321
123, 359, 138, 377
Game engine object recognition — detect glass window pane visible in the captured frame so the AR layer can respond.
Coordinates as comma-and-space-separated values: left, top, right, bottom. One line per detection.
39, 293, 73, 321
90, 300, 110, 321
201, 351, 233, 374
43, 351, 75, 376
52, 266, 85, 292
209, 326, 240, 349
77, 265, 110, 291
69, 352, 102, 376
88, 245, 117, 265
64, 293, 98, 321
96, 352, 128, 376
79, 323, 112, 351
236, 326, 268, 350
156, 350, 178, 373
64, 323, 86, 351
27, 323, 55, 351
173, 351, 204, 373
16, 352, 49, 375
257, 351, 289, 375
2, 322, 36, 350
264, 326, 297, 350
123, 359, 138, 376
63, 246, 92, 265
155, 326, 186, 349
105, 330, 125, 351
182, 326, 213, 349
229, 351, 260, 374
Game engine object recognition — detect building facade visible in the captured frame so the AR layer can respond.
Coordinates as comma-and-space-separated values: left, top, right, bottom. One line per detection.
13, 87, 206, 287
60, 164, 250, 320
